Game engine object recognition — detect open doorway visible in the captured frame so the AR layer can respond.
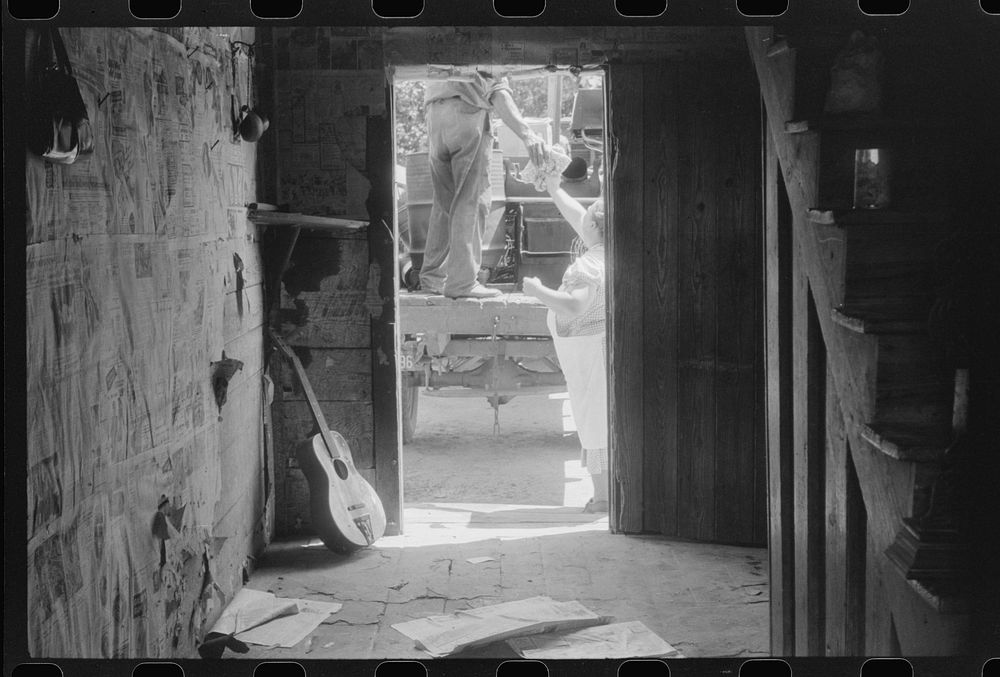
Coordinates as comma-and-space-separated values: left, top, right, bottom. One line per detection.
391, 66, 612, 523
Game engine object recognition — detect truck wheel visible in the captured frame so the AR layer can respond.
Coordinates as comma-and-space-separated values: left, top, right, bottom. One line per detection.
401, 384, 419, 444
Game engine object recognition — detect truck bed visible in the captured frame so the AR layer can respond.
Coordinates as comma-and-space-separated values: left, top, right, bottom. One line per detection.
398, 289, 551, 337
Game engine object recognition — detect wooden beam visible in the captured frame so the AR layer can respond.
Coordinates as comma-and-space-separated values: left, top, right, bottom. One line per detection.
792, 273, 826, 656
607, 64, 645, 534
366, 111, 402, 537
844, 438, 867, 655
824, 363, 850, 655
764, 120, 796, 656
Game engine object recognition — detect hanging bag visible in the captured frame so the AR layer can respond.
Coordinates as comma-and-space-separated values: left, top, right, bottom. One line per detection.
27, 27, 94, 164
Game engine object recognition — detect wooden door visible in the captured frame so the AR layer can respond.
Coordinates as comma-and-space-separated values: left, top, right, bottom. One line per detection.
608, 57, 767, 545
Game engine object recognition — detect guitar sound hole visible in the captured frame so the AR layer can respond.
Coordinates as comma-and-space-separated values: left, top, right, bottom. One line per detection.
333, 458, 349, 480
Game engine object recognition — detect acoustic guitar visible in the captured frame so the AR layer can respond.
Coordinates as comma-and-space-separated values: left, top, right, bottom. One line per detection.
269, 330, 387, 553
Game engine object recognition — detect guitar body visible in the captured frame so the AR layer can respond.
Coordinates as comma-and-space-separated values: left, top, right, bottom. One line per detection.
295, 429, 387, 553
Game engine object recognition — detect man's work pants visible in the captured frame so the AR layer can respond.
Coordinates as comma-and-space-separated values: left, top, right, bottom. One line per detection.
420, 97, 493, 296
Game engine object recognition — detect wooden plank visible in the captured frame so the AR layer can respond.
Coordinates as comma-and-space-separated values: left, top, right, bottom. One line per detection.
806, 208, 949, 226
248, 210, 368, 231
831, 305, 924, 335
792, 269, 826, 656
844, 441, 867, 655
607, 63, 645, 534
676, 60, 717, 542
272, 400, 374, 468
640, 61, 678, 537
277, 236, 371, 346
713, 58, 762, 545
397, 295, 550, 337
366, 111, 403, 537
270, 346, 372, 402
865, 530, 893, 655
764, 120, 797, 656
825, 365, 848, 656
753, 111, 770, 549
859, 423, 950, 463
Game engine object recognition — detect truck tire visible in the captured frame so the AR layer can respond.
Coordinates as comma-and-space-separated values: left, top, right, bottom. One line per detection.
401, 384, 419, 444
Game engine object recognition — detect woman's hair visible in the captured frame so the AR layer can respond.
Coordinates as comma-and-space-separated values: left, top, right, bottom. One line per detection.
588, 199, 606, 231
571, 198, 606, 260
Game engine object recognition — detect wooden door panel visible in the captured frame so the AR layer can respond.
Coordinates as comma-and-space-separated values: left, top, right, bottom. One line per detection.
610, 58, 765, 545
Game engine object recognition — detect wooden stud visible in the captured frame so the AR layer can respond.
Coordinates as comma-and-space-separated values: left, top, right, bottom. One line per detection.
607, 64, 645, 534
764, 119, 797, 656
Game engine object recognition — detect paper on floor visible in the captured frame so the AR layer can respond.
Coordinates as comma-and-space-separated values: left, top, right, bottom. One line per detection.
209, 588, 343, 648
391, 596, 610, 657
507, 620, 684, 659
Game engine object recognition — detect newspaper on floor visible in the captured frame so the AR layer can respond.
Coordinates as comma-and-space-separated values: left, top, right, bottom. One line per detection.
507, 620, 684, 659
209, 588, 343, 648
391, 596, 610, 657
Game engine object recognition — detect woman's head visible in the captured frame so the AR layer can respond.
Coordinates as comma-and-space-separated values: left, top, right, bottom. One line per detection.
585, 199, 606, 237
572, 198, 605, 257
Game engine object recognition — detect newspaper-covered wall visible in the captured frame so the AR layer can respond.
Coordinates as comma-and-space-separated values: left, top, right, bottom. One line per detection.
26, 26, 265, 658
271, 27, 384, 218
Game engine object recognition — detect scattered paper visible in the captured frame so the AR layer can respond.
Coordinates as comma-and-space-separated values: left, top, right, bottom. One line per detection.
209, 588, 343, 649
209, 589, 299, 636
466, 557, 495, 564
507, 621, 684, 660
236, 597, 343, 649
391, 596, 609, 657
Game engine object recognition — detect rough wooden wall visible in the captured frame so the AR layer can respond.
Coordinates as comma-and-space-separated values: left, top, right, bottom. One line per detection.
267, 27, 389, 537
25, 26, 269, 658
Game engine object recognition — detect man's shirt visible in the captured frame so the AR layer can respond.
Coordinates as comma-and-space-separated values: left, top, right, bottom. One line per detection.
424, 71, 512, 109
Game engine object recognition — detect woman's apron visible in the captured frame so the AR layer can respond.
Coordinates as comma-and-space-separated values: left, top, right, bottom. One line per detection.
546, 310, 608, 450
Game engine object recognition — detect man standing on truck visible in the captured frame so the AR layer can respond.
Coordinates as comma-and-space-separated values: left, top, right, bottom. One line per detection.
421, 70, 550, 299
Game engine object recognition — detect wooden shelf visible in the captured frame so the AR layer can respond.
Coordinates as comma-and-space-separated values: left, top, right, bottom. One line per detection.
248, 210, 368, 231
861, 422, 951, 462
904, 577, 971, 615
831, 304, 926, 335
785, 114, 957, 134
808, 208, 949, 227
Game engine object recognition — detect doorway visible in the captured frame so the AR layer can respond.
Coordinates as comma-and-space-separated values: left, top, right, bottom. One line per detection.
390, 66, 613, 525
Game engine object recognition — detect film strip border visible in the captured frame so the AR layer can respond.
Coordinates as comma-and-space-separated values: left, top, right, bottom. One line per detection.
6, 0, 1000, 21
8, 656, 1000, 677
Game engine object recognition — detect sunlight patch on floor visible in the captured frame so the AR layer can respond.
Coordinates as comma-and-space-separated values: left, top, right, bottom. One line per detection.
367, 502, 609, 548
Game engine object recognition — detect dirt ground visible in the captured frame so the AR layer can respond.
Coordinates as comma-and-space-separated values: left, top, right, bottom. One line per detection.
402, 390, 594, 507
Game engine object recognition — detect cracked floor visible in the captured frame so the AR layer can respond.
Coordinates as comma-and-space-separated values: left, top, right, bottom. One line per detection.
241, 395, 770, 659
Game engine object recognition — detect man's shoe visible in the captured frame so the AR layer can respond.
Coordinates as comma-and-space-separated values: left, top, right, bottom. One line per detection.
446, 283, 502, 299
420, 281, 444, 295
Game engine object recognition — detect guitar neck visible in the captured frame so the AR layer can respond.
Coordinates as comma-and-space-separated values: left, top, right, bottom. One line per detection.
268, 329, 343, 461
